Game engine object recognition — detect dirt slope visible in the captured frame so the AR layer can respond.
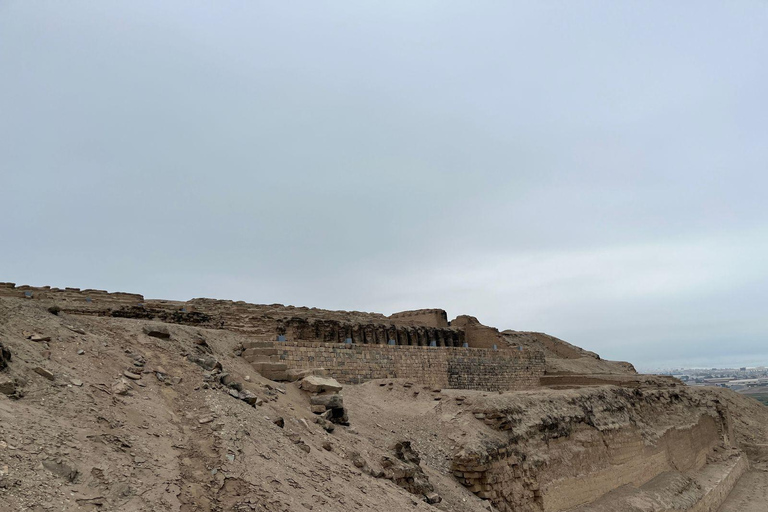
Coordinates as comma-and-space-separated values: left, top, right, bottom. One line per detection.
0, 298, 491, 512
2, 295, 768, 512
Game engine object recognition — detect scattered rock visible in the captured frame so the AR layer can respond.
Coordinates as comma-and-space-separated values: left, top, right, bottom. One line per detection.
322, 441, 333, 451
198, 416, 215, 424
47, 306, 61, 315
0, 377, 19, 397
42, 459, 79, 483
77, 349, 85, 355
286, 368, 329, 382
350, 452, 368, 470
123, 370, 141, 380
70, 378, 83, 387
142, 324, 171, 339
309, 393, 348, 425
33, 367, 54, 381
314, 416, 335, 433
379, 441, 436, 500
187, 354, 221, 371
286, 432, 311, 453
300, 376, 342, 393
273, 417, 284, 428
425, 492, 442, 504
238, 390, 261, 406
67, 326, 86, 335
112, 378, 133, 395
30, 334, 51, 342
309, 394, 343, 409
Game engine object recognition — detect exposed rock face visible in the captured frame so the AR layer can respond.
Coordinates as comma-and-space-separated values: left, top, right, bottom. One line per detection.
381, 441, 437, 500
0, 342, 10, 370
452, 386, 737, 512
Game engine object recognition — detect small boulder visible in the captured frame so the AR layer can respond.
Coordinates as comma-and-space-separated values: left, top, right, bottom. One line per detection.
0, 343, 10, 371
187, 355, 221, 371
238, 390, 260, 406
142, 324, 171, 339
33, 367, 54, 381
299, 376, 342, 393
286, 368, 329, 382
314, 416, 335, 433
0, 377, 18, 396
112, 378, 133, 395
310, 394, 344, 409
425, 493, 442, 504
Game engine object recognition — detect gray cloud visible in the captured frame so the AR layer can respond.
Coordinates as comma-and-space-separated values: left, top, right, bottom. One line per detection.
2, 1, 766, 370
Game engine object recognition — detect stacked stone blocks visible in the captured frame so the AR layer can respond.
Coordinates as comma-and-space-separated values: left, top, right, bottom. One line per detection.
244, 341, 544, 392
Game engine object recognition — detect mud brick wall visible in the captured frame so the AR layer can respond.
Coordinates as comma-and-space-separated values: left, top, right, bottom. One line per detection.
269, 341, 544, 391
389, 309, 449, 328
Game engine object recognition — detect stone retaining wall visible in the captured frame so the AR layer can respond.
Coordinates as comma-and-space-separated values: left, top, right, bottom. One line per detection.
689, 454, 748, 512
267, 341, 544, 391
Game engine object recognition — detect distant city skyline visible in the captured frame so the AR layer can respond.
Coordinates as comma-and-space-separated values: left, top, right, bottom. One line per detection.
2, 1, 767, 370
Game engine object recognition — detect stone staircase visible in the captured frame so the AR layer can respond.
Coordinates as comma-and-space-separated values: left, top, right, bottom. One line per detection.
242, 341, 288, 381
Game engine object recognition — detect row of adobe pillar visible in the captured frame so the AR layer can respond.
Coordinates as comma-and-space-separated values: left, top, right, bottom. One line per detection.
279, 319, 466, 347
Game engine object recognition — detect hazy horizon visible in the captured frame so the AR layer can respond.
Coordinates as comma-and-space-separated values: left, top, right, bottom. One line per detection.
2, 1, 767, 370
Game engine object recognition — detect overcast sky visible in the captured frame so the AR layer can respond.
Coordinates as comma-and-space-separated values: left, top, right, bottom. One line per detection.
2, 1, 767, 370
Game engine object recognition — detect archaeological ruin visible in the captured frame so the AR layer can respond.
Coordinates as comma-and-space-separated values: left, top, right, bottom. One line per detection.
0, 281, 761, 512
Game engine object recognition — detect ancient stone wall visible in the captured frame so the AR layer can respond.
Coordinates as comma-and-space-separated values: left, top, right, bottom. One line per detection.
0, 282, 143, 304
389, 309, 449, 328
687, 455, 748, 512
451, 315, 503, 349
266, 341, 544, 391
